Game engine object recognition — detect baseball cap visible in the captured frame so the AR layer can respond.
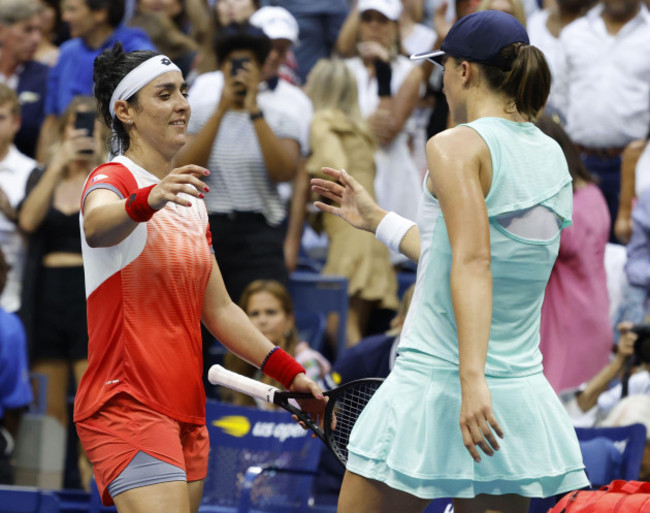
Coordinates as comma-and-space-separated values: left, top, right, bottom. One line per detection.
410, 10, 529, 71
358, 0, 403, 22
249, 6, 299, 45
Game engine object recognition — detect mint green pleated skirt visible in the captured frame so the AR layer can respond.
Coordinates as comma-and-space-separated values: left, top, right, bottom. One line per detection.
346, 350, 590, 499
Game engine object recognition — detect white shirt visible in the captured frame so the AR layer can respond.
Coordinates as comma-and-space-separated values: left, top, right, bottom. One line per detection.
0, 146, 36, 312
555, 4, 650, 148
401, 23, 437, 58
597, 370, 650, 415
187, 72, 301, 225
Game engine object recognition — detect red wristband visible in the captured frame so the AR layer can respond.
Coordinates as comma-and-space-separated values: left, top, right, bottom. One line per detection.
260, 347, 305, 389
125, 185, 157, 222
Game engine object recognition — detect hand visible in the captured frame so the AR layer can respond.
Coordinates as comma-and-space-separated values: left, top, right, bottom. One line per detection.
52, 128, 96, 168
219, 62, 240, 112
0, 187, 16, 222
311, 167, 386, 233
241, 60, 261, 113
614, 214, 633, 244
289, 373, 327, 430
433, 2, 453, 40
459, 376, 503, 463
357, 41, 390, 63
367, 109, 396, 145
147, 165, 210, 210
616, 322, 638, 360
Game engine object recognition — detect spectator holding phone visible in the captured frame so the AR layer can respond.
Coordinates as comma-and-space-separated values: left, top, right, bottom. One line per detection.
177, 23, 300, 303
18, 95, 105, 490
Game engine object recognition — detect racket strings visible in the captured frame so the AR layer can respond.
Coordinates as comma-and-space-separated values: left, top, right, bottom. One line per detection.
329, 382, 382, 463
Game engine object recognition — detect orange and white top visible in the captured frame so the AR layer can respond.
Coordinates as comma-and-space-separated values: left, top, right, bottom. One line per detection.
73, 156, 213, 425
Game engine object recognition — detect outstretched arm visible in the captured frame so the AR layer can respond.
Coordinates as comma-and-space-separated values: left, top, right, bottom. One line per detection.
311, 167, 421, 262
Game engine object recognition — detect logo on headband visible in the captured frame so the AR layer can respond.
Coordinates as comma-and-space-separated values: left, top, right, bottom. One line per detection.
161, 57, 172, 66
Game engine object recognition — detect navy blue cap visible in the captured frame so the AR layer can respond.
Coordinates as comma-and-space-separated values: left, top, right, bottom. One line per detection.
410, 11, 529, 71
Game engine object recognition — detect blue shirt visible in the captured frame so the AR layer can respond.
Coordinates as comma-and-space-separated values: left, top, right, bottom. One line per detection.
45, 25, 156, 116
0, 309, 32, 418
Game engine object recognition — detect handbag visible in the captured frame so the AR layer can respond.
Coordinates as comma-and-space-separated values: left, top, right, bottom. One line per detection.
549, 480, 650, 512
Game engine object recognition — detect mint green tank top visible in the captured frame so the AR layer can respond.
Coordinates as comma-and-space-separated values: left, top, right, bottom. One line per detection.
398, 118, 573, 377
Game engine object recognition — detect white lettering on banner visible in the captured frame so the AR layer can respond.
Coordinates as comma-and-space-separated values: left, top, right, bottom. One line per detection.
251, 421, 308, 441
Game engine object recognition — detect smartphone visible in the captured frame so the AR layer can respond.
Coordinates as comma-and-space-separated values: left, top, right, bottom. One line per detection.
74, 111, 95, 155
230, 56, 250, 76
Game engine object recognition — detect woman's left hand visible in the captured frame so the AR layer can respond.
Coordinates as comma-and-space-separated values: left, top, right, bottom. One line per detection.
289, 373, 327, 429
459, 377, 503, 463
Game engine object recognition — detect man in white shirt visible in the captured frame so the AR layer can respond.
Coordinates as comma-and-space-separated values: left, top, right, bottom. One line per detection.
0, 84, 36, 313
554, 0, 650, 239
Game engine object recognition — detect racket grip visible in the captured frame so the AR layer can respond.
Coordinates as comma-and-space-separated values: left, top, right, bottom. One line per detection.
207, 364, 279, 404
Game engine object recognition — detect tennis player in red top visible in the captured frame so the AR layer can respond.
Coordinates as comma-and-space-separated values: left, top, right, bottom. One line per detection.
73, 42, 325, 513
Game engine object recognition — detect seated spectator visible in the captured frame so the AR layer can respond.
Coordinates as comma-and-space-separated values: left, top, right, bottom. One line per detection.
36, 0, 155, 162
536, 115, 612, 393
599, 394, 650, 481
0, 247, 32, 485
0, 85, 37, 316
305, 58, 398, 346
223, 279, 330, 408
177, 23, 300, 303
18, 95, 105, 491
562, 322, 649, 427
0, 0, 50, 159
314, 283, 414, 505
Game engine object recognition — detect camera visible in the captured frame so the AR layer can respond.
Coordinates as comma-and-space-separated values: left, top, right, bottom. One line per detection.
629, 324, 650, 364
74, 110, 95, 155
230, 56, 250, 76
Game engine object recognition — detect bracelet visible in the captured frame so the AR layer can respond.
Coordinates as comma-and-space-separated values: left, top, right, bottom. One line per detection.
250, 111, 264, 121
375, 211, 416, 253
125, 184, 157, 222
260, 347, 305, 389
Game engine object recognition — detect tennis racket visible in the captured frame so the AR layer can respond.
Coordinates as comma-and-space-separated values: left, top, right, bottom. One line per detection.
207, 364, 383, 468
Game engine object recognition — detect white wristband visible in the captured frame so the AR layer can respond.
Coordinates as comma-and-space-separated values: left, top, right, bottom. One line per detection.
375, 211, 416, 253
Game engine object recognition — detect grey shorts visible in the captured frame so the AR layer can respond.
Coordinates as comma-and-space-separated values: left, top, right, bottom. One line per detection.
107, 451, 187, 498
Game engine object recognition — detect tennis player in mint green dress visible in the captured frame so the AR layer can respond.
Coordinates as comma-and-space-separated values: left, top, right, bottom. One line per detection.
310, 10, 590, 513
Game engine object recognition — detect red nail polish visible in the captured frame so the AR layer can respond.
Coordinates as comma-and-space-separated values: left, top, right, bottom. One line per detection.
199, 193, 204, 199
204, 186, 210, 192
187, 202, 192, 207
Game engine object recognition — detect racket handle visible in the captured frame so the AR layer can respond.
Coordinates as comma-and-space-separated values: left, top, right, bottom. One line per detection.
207, 364, 280, 404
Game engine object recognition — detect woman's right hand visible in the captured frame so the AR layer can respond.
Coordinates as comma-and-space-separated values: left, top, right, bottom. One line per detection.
310, 167, 386, 233
147, 165, 210, 210
50, 128, 96, 171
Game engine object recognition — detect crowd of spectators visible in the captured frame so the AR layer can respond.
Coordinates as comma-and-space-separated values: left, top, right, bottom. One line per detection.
0, 0, 649, 494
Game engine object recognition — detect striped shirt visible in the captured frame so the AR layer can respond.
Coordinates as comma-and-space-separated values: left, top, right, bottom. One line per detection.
188, 73, 300, 226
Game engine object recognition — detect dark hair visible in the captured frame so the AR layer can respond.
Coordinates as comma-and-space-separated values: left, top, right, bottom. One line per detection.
93, 42, 159, 154
535, 115, 596, 189
467, 42, 551, 121
214, 22, 271, 67
85, 0, 125, 28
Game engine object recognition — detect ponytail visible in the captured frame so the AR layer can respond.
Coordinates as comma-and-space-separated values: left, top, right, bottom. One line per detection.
479, 43, 551, 121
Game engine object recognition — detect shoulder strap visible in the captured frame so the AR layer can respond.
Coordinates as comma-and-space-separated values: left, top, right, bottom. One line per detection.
603, 480, 650, 494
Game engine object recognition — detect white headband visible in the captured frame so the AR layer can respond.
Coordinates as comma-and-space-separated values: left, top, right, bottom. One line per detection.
109, 55, 181, 119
